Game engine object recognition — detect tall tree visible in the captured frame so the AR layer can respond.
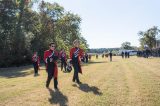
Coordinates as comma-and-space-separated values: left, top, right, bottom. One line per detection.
0, 1, 89, 67
121, 41, 133, 50
138, 26, 160, 49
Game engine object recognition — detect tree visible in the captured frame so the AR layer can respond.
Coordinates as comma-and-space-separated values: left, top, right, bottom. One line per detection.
121, 42, 133, 50
0, 1, 89, 67
138, 26, 160, 49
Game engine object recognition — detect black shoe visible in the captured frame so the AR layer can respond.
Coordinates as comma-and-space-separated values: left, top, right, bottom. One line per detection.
76, 81, 82, 84
46, 83, 49, 89
54, 87, 59, 90
72, 79, 75, 82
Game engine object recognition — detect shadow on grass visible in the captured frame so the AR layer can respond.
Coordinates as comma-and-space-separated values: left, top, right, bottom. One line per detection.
0, 65, 34, 78
48, 88, 68, 106
72, 83, 103, 95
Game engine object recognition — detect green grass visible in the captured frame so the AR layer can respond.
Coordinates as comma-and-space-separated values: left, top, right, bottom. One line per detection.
0, 56, 160, 106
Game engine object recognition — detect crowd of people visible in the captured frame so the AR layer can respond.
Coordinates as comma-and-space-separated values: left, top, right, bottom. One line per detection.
32, 40, 124, 90
137, 49, 160, 58
121, 51, 130, 59
32, 39, 90, 90
32, 41, 160, 90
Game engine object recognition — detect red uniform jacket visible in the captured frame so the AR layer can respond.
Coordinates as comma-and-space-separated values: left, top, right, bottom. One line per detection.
44, 50, 59, 78
59, 51, 67, 61
32, 55, 40, 70
70, 47, 84, 74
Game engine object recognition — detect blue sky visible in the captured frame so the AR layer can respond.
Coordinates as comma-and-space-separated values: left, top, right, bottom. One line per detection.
37, 0, 160, 48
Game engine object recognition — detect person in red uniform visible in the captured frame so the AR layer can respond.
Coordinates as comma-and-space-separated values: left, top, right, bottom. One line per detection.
44, 43, 59, 89
70, 39, 84, 84
59, 49, 67, 72
32, 52, 40, 76
85, 53, 89, 63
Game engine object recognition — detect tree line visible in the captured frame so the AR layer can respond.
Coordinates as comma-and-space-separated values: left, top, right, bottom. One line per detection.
138, 26, 160, 50
0, 0, 88, 67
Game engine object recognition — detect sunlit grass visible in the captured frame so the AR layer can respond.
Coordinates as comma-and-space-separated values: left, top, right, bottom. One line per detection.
0, 56, 160, 106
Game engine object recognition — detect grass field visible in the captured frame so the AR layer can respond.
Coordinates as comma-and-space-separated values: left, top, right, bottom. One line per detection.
0, 56, 160, 106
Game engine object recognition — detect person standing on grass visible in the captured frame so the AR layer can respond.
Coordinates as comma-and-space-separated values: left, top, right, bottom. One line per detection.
102, 54, 104, 58
105, 54, 108, 58
125, 52, 128, 58
70, 39, 84, 84
89, 54, 92, 60
85, 53, 89, 63
60, 49, 67, 72
96, 54, 98, 59
127, 52, 130, 58
121, 51, 124, 59
109, 51, 112, 62
32, 52, 40, 76
44, 43, 59, 90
